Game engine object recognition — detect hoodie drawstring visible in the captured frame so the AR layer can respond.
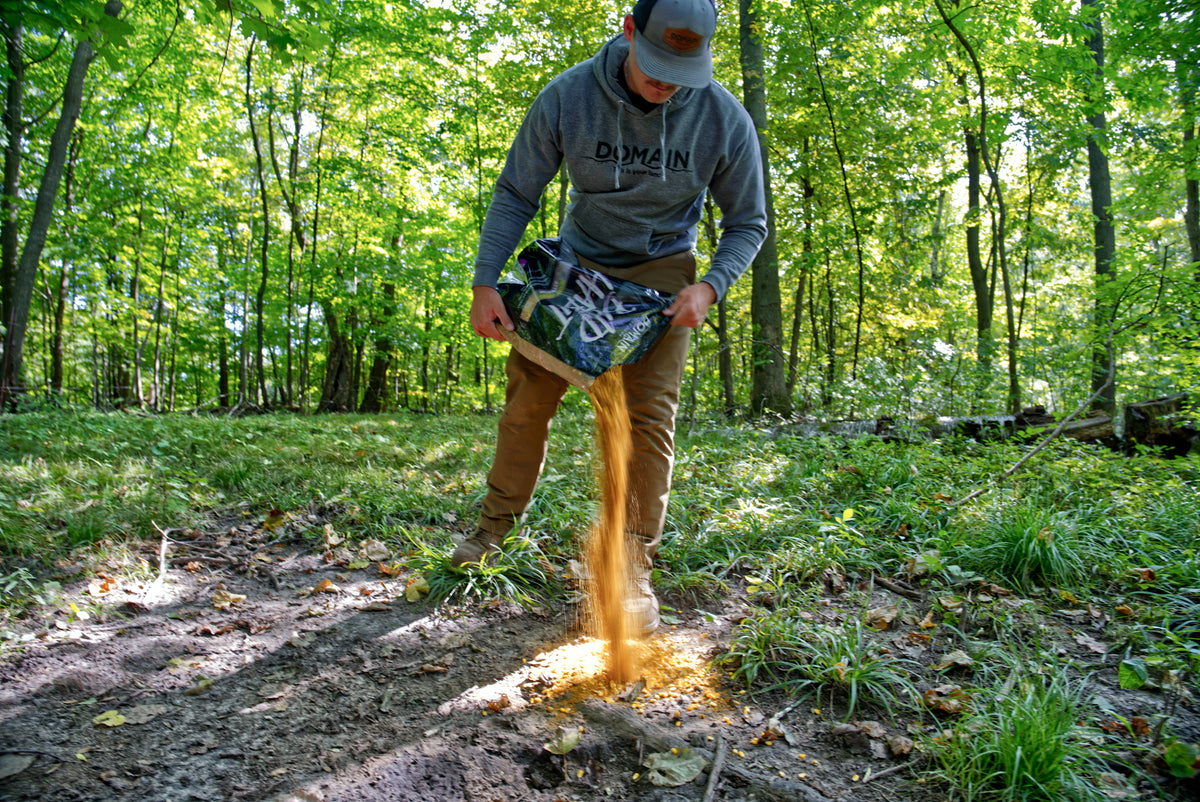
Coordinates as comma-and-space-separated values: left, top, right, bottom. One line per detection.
614, 102, 624, 189
659, 102, 668, 182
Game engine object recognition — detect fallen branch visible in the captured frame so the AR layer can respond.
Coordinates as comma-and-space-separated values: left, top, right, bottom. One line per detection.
701, 733, 727, 802
874, 575, 922, 600
862, 760, 914, 784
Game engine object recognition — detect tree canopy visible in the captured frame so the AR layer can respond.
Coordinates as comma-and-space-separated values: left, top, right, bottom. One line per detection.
0, 0, 1195, 418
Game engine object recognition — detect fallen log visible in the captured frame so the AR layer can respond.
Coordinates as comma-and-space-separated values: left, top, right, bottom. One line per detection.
1124, 393, 1197, 457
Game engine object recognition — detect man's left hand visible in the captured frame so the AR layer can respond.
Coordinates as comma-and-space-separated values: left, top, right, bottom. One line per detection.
663, 281, 718, 328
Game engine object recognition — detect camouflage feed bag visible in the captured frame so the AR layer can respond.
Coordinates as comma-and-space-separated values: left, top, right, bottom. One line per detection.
496, 238, 674, 391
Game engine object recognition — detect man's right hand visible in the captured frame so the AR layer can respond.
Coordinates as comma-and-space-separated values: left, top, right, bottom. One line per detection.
470, 286, 515, 342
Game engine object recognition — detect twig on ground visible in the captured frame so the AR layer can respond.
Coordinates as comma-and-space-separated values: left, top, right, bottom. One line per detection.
874, 575, 922, 600
862, 761, 913, 784
701, 733, 727, 802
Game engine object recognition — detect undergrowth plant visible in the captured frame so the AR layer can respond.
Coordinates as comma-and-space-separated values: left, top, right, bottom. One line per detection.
724, 608, 919, 721
926, 663, 1133, 802
406, 531, 556, 608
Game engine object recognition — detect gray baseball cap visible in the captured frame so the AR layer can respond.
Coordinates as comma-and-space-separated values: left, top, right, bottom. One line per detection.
631, 0, 716, 89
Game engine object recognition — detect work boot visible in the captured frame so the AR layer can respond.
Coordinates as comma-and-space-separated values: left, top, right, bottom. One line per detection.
450, 530, 503, 567
626, 572, 661, 638
626, 529, 661, 637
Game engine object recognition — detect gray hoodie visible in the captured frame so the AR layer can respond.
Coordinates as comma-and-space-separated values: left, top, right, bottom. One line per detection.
472, 33, 767, 301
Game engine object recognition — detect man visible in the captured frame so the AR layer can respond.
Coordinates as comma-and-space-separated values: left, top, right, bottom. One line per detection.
457, 0, 767, 635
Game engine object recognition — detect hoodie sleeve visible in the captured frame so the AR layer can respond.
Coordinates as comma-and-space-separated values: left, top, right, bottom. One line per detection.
472, 88, 565, 288
700, 112, 768, 301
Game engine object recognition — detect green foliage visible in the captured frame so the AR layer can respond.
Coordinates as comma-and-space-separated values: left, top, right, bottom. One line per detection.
724, 610, 919, 720
407, 531, 556, 609
928, 665, 1127, 802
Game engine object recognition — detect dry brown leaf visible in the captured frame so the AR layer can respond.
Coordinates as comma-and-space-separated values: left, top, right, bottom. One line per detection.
212, 588, 246, 610
935, 649, 974, 671
867, 605, 899, 630
922, 684, 970, 714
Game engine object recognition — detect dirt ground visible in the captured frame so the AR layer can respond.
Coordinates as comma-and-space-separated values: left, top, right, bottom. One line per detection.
0, 519, 1195, 802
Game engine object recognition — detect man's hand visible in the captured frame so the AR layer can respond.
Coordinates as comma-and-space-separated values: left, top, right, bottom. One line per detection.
470, 285, 514, 342
663, 281, 718, 328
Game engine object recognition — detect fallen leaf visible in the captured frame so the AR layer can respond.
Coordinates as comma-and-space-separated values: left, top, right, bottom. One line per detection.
212, 588, 246, 610
643, 748, 707, 787
257, 683, 289, 699
93, 710, 126, 727
888, 735, 914, 756
405, 574, 430, 603
416, 663, 448, 675
314, 578, 340, 594
0, 754, 35, 780
487, 695, 510, 712
323, 523, 343, 547
166, 656, 207, 674
195, 623, 234, 637
122, 704, 170, 725
544, 725, 581, 756
859, 720, 886, 738
922, 684, 970, 715
87, 575, 118, 596
938, 597, 963, 612
362, 539, 391, 561
288, 632, 317, 648
1115, 604, 1134, 617
867, 605, 899, 630
378, 562, 402, 577
1074, 633, 1109, 654
262, 509, 286, 531
184, 676, 214, 696
918, 610, 937, 629
935, 649, 974, 671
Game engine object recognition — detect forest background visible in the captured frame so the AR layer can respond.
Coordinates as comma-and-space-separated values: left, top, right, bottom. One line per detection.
0, 0, 1197, 421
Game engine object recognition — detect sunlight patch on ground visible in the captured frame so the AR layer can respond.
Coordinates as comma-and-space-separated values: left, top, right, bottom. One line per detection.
436, 630, 731, 720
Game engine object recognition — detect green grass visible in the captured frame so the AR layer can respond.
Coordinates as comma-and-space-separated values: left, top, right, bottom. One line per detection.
928, 664, 1132, 802
723, 607, 919, 720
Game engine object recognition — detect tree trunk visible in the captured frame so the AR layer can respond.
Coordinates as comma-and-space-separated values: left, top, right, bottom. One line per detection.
740, 0, 789, 415
787, 156, 814, 398
1083, 0, 1117, 415
1, 18, 23, 385
701, 195, 735, 413
359, 282, 395, 413
1180, 60, 1199, 274
318, 301, 354, 412
246, 41, 271, 407
0, 1, 121, 409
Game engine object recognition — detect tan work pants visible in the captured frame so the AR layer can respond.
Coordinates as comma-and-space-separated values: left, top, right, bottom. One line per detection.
477, 250, 697, 561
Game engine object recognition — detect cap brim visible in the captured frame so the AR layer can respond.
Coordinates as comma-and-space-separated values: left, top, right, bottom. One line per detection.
633, 29, 712, 89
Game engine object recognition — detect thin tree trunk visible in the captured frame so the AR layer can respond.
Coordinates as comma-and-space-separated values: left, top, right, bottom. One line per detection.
245, 41, 271, 407
935, 0, 1017, 413
130, 198, 145, 407
1180, 60, 1199, 275
802, 0, 866, 382
740, 0, 789, 415
1082, 0, 1117, 415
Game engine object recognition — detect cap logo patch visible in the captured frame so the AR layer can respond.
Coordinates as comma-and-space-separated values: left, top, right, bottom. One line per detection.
663, 27, 702, 52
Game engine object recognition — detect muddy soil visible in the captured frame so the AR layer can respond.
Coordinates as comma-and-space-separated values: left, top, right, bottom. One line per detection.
0, 523, 1195, 802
